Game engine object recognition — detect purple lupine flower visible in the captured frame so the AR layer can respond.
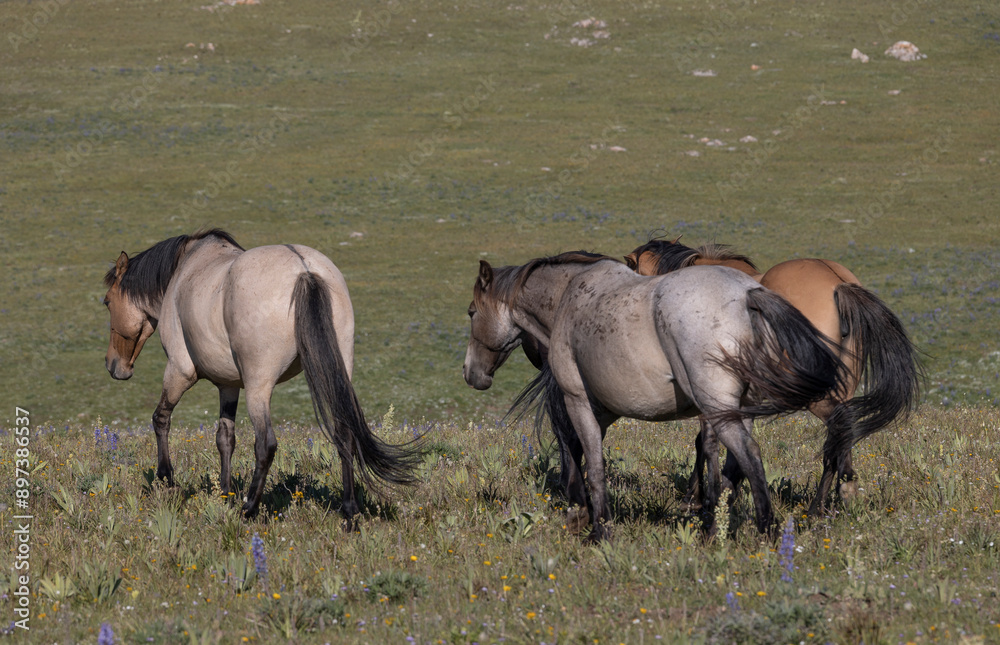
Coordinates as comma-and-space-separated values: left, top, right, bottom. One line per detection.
251, 533, 267, 580
95, 426, 102, 446
779, 516, 795, 583
306, 437, 314, 450
98, 622, 114, 645
725, 591, 739, 613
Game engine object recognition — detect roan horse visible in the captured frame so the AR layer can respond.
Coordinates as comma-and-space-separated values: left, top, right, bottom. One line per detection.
625, 239, 920, 515
464, 252, 846, 540
103, 229, 419, 524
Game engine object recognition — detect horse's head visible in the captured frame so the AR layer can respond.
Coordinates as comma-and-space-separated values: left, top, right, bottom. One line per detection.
463, 261, 522, 390
625, 239, 672, 276
103, 252, 157, 380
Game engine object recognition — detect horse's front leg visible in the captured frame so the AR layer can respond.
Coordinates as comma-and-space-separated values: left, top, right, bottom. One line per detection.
216, 386, 240, 497
152, 364, 197, 487
243, 383, 277, 519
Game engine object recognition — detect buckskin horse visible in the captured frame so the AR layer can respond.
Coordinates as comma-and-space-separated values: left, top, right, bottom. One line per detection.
103, 229, 419, 526
625, 239, 920, 515
463, 252, 846, 540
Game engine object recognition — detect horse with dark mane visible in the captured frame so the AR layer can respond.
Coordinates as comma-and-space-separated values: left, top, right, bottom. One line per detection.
464, 251, 847, 540
625, 238, 921, 515
103, 229, 420, 526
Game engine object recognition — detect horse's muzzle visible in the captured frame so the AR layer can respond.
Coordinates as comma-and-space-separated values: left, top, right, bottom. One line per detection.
107, 357, 133, 381
462, 362, 493, 390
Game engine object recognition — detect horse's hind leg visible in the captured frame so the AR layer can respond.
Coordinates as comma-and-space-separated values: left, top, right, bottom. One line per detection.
216, 386, 240, 496
152, 363, 198, 487
711, 418, 774, 535
243, 383, 278, 519
339, 438, 360, 532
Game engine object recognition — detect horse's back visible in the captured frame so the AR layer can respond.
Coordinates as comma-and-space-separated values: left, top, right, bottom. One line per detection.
760, 258, 859, 344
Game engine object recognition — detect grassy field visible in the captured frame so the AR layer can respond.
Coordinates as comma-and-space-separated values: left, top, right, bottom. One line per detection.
2, 409, 999, 643
1, 0, 999, 641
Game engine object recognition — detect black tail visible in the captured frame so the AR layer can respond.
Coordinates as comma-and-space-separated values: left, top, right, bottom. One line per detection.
292, 273, 420, 490
823, 283, 922, 474
717, 288, 847, 420
506, 362, 578, 459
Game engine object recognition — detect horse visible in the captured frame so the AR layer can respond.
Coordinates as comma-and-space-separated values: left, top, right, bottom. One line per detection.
102, 229, 420, 525
463, 252, 847, 540
624, 239, 920, 515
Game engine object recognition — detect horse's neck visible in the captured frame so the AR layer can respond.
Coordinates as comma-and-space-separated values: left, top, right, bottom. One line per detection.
693, 257, 762, 280
513, 263, 589, 342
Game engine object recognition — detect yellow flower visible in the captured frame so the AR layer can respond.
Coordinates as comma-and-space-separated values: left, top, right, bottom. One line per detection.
484, 561, 492, 566
757, 591, 766, 597
526, 612, 536, 619
640, 608, 647, 614
272, 593, 281, 600
548, 573, 556, 580
503, 585, 512, 592
410, 556, 418, 562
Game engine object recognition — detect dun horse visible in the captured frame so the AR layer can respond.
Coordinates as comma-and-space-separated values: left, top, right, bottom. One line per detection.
103, 229, 419, 524
625, 239, 920, 514
464, 252, 846, 540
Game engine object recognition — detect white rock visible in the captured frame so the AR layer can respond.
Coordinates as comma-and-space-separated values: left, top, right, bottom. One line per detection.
691, 69, 717, 77
884, 41, 926, 61
851, 48, 869, 63
739, 135, 758, 143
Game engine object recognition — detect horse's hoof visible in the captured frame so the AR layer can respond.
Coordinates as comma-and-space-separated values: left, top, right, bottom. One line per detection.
839, 480, 859, 501
564, 506, 590, 534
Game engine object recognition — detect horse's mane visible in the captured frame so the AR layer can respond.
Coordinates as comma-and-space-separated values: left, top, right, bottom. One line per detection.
632, 238, 760, 274
104, 228, 243, 306
695, 243, 759, 272
476, 251, 614, 309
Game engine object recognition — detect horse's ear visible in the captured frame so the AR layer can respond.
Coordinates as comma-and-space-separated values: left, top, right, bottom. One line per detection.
477, 260, 493, 289
671, 235, 682, 244
623, 253, 637, 269
114, 252, 129, 280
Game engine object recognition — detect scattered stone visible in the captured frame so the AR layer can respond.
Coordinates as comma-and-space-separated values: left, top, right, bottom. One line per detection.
884, 41, 925, 61
572, 18, 607, 29
608, 146, 627, 152
684, 150, 701, 157
739, 135, 758, 143
691, 69, 717, 77
888, 89, 901, 95
349, 231, 364, 239
851, 48, 870, 63
750, 64, 761, 71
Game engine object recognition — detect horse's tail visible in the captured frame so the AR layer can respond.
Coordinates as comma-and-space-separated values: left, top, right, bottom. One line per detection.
506, 361, 578, 457
292, 272, 420, 490
718, 288, 846, 420
823, 283, 921, 473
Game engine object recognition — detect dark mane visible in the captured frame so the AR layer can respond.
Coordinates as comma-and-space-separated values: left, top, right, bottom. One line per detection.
632, 238, 760, 274
633, 239, 701, 273
695, 243, 759, 272
477, 251, 614, 308
104, 228, 243, 306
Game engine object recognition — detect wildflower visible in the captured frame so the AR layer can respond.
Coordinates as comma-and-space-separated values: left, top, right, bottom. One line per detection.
779, 516, 795, 583
526, 611, 536, 619
272, 593, 281, 600
725, 592, 739, 613
98, 622, 114, 645
410, 555, 418, 562
251, 533, 268, 581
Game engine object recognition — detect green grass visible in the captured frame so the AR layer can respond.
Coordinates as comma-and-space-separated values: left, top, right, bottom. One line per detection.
2, 409, 999, 642
1, 0, 999, 641
1, 0, 999, 426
